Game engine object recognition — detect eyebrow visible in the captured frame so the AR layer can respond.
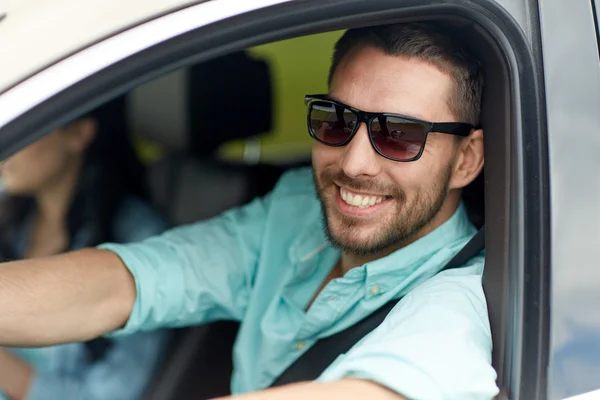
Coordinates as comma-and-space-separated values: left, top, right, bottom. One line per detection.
327, 93, 431, 121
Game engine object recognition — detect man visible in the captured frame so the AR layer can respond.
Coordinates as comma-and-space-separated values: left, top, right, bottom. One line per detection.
0, 23, 498, 399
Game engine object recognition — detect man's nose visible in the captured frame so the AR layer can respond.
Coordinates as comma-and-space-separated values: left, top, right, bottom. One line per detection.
339, 123, 382, 178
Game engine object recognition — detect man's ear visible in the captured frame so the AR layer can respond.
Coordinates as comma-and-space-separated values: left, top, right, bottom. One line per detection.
65, 118, 97, 153
449, 128, 484, 190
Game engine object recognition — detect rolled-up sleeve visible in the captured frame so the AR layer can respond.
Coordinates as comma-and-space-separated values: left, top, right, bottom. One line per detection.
99, 195, 271, 335
317, 263, 499, 400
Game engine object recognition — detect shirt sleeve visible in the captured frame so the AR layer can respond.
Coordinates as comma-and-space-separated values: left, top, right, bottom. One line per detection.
25, 331, 169, 400
317, 257, 499, 400
99, 194, 271, 335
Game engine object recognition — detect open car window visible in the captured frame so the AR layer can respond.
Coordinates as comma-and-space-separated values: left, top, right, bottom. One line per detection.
0, 0, 575, 399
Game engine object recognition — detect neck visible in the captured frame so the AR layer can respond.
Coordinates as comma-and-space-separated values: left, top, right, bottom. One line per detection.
339, 190, 462, 274
35, 158, 82, 226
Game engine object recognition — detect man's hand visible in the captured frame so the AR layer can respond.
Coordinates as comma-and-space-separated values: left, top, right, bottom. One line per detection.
212, 379, 406, 400
0, 348, 33, 400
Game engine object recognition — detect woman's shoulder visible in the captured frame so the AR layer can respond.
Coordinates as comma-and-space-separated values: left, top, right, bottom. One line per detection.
112, 196, 168, 244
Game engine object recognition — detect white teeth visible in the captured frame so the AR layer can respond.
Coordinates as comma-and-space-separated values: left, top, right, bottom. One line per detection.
339, 187, 385, 208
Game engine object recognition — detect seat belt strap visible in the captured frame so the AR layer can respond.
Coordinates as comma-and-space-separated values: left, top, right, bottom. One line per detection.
442, 224, 485, 271
270, 225, 485, 387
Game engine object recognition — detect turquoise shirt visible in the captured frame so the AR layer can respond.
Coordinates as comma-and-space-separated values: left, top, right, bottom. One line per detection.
102, 168, 499, 400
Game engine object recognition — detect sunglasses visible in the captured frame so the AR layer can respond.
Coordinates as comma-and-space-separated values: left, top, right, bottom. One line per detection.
305, 94, 475, 162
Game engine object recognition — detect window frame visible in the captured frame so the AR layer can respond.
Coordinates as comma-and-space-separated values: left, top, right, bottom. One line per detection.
0, 0, 550, 398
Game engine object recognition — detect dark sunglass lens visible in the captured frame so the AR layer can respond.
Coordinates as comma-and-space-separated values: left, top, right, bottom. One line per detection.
371, 116, 426, 160
309, 101, 357, 145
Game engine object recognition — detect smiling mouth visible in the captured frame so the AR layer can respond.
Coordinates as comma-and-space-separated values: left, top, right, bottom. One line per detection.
339, 186, 390, 208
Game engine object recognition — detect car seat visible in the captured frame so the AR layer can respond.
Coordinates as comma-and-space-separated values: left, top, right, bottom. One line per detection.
129, 51, 291, 226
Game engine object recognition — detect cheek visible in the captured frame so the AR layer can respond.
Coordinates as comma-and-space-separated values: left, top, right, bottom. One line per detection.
311, 142, 341, 172
402, 140, 456, 186
387, 159, 445, 195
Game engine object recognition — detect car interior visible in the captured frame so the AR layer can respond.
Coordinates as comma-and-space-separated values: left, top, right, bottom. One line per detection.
1, 2, 544, 398
128, 36, 331, 399
129, 44, 315, 399
111, 18, 509, 399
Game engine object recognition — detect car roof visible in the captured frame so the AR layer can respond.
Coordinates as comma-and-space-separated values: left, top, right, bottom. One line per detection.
0, 0, 201, 93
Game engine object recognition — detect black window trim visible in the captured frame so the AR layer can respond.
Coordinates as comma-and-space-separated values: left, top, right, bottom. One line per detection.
592, 0, 600, 62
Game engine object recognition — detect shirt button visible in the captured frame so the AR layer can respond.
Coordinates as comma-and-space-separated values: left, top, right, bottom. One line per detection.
295, 341, 307, 351
369, 285, 381, 295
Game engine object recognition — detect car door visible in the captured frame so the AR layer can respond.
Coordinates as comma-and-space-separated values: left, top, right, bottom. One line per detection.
0, 1, 553, 399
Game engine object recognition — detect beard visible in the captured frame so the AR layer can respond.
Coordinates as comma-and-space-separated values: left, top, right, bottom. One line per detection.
314, 167, 452, 256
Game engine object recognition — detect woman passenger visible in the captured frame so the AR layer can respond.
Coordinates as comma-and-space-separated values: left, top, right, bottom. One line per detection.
0, 96, 169, 400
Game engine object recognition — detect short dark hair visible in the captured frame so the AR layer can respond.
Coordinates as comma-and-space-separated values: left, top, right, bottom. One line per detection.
328, 22, 484, 126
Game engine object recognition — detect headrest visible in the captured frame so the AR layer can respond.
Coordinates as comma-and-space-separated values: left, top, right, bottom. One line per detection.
188, 52, 272, 156
128, 51, 272, 156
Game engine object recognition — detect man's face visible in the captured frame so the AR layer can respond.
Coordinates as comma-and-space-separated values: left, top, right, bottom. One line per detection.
312, 46, 462, 256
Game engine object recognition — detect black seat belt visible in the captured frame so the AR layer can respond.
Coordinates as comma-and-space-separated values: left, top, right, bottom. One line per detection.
270, 226, 485, 387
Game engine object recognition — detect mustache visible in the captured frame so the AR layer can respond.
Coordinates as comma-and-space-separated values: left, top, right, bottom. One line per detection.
319, 168, 405, 199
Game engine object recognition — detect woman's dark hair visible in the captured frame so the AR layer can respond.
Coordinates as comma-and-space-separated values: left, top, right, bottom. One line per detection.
0, 95, 149, 255
74, 95, 148, 247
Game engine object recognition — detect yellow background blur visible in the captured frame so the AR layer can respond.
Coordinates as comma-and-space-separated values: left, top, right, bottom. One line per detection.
217, 30, 343, 163
134, 30, 344, 164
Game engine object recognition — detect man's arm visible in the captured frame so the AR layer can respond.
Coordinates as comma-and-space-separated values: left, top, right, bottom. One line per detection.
0, 190, 272, 346
214, 379, 405, 400
316, 263, 499, 400
0, 249, 135, 346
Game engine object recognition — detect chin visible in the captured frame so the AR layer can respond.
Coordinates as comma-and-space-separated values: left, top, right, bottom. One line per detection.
324, 214, 393, 256
1, 181, 18, 193
2, 182, 31, 196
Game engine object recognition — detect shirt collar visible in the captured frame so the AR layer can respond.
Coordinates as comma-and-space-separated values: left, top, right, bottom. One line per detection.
289, 195, 476, 285
288, 201, 330, 260
363, 201, 477, 295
